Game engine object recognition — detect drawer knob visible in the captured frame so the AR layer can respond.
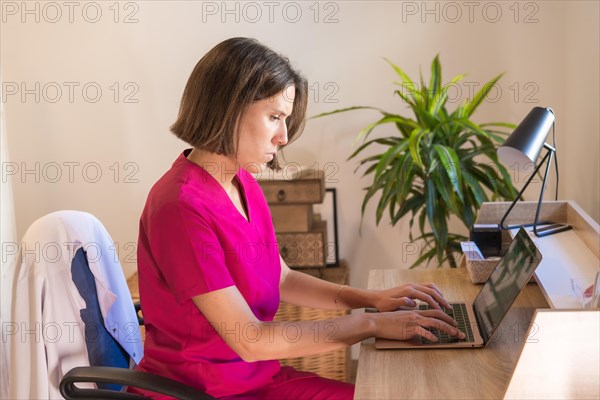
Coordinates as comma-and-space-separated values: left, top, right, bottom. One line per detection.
277, 189, 286, 202
281, 246, 288, 258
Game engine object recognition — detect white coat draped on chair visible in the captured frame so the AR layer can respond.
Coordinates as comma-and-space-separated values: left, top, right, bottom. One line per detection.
5, 210, 143, 399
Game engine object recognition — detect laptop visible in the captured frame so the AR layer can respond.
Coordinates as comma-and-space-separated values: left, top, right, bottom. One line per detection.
375, 228, 543, 349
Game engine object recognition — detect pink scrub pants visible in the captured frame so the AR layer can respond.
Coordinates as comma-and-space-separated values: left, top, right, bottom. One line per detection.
224, 366, 355, 400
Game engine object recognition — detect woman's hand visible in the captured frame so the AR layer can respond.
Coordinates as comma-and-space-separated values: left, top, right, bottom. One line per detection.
370, 283, 452, 312
369, 309, 466, 342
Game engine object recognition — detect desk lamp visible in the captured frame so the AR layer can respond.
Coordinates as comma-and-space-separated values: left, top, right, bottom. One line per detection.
497, 107, 572, 237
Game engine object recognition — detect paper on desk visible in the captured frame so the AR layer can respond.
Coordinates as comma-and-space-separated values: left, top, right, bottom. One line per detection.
571, 270, 600, 308
460, 241, 485, 260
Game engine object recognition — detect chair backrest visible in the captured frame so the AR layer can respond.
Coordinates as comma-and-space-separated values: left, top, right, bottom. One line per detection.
5, 210, 143, 399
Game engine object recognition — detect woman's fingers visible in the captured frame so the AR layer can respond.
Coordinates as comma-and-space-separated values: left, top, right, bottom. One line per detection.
412, 325, 439, 342
420, 282, 445, 299
398, 297, 417, 308
375, 310, 466, 341
408, 284, 452, 310
417, 313, 466, 339
417, 309, 457, 326
381, 283, 450, 311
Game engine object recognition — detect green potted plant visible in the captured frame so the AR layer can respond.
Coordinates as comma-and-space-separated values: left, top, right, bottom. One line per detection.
315, 55, 518, 268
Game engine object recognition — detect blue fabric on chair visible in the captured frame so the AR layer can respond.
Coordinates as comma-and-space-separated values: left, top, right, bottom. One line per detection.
70, 247, 129, 391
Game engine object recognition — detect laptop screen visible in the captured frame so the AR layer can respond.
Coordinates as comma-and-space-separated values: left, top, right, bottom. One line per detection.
472, 228, 543, 343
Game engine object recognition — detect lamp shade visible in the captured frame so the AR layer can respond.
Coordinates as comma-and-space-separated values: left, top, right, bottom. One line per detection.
497, 107, 555, 170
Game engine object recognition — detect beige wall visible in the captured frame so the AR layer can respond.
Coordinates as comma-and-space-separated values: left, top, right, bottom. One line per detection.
563, 3, 600, 224
2, 1, 598, 289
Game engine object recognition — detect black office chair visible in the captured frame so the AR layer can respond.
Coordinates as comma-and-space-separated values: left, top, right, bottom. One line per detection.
61, 366, 214, 400
6, 210, 214, 400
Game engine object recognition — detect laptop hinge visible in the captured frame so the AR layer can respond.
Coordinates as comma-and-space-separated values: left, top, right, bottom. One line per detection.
472, 304, 490, 344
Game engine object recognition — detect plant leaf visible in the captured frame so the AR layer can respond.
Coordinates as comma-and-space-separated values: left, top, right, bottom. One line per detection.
385, 58, 420, 103
429, 54, 442, 97
348, 137, 402, 160
374, 140, 409, 181
480, 122, 517, 129
425, 179, 437, 237
396, 154, 416, 205
429, 73, 465, 116
464, 73, 504, 117
408, 128, 428, 170
462, 166, 489, 207
310, 106, 383, 119
431, 172, 460, 216
433, 144, 463, 201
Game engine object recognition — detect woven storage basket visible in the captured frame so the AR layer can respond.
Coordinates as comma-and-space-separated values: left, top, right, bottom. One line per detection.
274, 262, 350, 382
126, 273, 146, 341
461, 254, 501, 284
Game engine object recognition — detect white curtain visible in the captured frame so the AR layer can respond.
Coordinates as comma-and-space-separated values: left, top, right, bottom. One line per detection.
1, 74, 17, 400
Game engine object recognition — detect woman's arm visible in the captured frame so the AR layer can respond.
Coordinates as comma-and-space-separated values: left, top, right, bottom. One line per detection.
192, 284, 464, 362
279, 259, 372, 310
279, 257, 452, 312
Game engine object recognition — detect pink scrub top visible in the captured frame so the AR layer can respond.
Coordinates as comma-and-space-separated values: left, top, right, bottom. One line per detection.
135, 149, 282, 398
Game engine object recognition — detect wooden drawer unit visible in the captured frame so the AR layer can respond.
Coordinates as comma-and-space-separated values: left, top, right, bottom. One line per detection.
277, 220, 327, 267
270, 204, 314, 233
259, 169, 325, 204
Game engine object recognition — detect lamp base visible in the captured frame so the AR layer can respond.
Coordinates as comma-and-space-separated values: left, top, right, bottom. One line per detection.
534, 223, 572, 237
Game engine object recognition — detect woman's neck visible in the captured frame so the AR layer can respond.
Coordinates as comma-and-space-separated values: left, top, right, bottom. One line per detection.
186, 148, 238, 193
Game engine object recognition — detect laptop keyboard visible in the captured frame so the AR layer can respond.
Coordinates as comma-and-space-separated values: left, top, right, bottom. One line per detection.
418, 303, 475, 344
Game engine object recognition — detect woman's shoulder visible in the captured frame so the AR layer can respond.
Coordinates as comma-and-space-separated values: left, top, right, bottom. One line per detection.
144, 160, 224, 221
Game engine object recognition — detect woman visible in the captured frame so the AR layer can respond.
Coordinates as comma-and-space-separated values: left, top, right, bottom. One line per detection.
134, 37, 464, 399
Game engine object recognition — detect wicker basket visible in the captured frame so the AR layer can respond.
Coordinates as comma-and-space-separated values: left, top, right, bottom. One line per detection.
126, 273, 146, 341
274, 262, 350, 382
461, 253, 501, 284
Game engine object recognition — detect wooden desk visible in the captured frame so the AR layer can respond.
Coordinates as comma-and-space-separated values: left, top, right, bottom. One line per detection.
354, 268, 549, 400
476, 201, 599, 308
504, 309, 600, 399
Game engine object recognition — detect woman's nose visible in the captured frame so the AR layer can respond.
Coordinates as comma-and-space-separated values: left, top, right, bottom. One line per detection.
275, 124, 288, 146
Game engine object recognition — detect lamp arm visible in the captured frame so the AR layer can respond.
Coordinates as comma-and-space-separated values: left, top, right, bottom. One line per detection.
532, 147, 554, 230
499, 149, 553, 230
543, 142, 556, 153
532, 148, 572, 237
499, 145, 572, 237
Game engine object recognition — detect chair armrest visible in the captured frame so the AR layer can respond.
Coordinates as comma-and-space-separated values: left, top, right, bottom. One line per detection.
60, 366, 216, 400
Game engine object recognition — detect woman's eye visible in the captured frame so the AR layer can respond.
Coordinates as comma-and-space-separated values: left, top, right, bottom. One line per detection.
271, 115, 280, 121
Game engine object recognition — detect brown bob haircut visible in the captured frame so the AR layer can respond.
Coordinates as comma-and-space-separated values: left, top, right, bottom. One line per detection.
170, 37, 308, 170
